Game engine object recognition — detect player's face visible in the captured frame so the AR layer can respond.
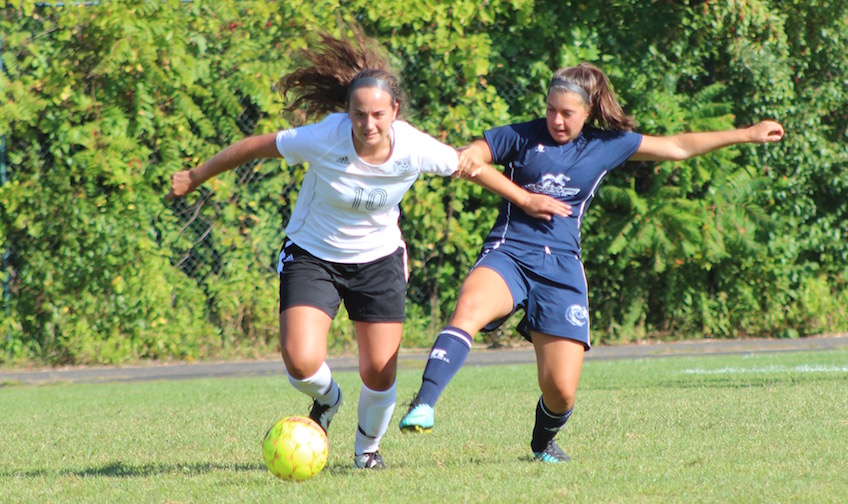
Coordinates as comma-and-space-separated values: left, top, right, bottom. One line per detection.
348, 87, 399, 154
545, 90, 591, 144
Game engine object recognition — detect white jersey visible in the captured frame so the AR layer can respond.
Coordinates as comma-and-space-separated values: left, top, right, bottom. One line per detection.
275, 113, 458, 263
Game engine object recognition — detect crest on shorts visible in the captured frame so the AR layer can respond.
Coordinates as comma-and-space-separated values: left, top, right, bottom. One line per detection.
565, 304, 589, 327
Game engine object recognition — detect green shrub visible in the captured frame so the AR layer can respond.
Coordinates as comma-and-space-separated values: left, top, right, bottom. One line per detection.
1, 0, 846, 365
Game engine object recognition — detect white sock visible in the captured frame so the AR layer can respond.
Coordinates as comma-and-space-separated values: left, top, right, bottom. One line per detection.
354, 381, 397, 455
287, 362, 340, 405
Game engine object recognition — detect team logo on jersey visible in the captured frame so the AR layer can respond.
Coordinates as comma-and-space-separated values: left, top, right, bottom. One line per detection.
565, 304, 589, 327
536, 144, 546, 153
429, 348, 450, 363
526, 173, 580, 197
336, 155, 350, 165
393, 157, 414, 173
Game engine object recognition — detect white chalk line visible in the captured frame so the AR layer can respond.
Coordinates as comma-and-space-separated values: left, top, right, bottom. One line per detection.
681, 364, 848, 375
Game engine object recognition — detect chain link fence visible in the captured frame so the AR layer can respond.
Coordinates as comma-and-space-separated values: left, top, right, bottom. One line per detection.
165, 67, 531, 311
0, 4, 534, 336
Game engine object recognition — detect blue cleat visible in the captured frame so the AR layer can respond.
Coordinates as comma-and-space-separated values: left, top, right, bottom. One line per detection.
399, 403, 434, 433
533, 439, 571, 463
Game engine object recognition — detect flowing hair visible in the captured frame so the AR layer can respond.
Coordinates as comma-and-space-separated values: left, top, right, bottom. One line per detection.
277, 25, 404, 124
551, 62, 636, 131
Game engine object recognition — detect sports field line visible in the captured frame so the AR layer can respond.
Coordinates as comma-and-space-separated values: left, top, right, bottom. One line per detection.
681, 364, 848, 375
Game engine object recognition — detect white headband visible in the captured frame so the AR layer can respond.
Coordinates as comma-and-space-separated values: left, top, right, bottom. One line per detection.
549, 78, 590, 104
347, 76, 396, 101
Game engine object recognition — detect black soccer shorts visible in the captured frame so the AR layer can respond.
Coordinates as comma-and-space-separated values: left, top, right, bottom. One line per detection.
278, 240, 408, 322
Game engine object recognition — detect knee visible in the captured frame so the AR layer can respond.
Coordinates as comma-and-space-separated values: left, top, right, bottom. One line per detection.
450, 295, 489, 328
360, 365, 397, 391
281, 351, 322, 380
541, 382, 578, 413
285, 364, 320, 380
544, 392, 576, 414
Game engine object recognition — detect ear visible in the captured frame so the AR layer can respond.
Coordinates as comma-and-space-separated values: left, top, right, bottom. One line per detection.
392, 101, 400, 120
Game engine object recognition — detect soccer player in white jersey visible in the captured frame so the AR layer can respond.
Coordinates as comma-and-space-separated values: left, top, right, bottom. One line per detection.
400, 62, 785, 463
166, 27, 569, 470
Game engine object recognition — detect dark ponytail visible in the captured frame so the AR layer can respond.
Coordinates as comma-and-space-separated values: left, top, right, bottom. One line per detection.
551, 62, 636, 131
277, 25, 403, 123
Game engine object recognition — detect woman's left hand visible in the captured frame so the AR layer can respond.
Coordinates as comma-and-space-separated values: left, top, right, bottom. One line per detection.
749, 120, 785, 143
520, 193, 572, 221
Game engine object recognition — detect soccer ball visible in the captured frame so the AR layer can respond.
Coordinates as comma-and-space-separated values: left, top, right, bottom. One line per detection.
263, 416, 329, 481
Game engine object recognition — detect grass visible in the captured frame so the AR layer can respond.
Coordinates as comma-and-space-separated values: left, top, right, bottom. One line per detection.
2, 349, 847, 503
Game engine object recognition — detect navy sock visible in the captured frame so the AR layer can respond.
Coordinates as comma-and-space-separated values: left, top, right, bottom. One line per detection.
414, 326, 472, 407
530, 396, 573, 453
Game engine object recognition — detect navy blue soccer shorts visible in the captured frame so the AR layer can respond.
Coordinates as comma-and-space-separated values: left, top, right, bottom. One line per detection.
473, 241, 592, 349
277, 240, 408, 323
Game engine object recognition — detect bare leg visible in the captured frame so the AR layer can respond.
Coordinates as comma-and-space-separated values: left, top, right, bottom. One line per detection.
355, 321, 402, 391
279, 306, 332, 378
399, 267, 515, 432
279, 306, 341, 432
532, 333, 584, 412
353, 321, 403, 466
530, 333, 585, 461
449, 266, 515, 332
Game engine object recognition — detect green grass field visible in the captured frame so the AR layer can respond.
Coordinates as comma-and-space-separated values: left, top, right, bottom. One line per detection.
2, 348, 847, 503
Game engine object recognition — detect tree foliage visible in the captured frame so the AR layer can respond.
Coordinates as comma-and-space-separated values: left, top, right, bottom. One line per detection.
1, 0, 846, 365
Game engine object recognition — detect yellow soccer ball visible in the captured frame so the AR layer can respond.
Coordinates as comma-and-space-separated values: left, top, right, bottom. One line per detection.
263, 416, 329, 481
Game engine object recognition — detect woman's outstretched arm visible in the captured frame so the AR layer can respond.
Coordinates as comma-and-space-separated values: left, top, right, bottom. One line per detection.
166, 133, 280, 199
629, 120, 784, 162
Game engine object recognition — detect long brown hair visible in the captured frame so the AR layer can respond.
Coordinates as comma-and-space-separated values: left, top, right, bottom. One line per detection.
551, 62, 636, 131
277, 25, 404, 123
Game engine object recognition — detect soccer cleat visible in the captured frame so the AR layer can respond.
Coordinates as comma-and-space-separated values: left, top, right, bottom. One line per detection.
308, 388, 343, 433
354, 451, 387, 470
533, 439, 571, 463
399, 403, 434, 433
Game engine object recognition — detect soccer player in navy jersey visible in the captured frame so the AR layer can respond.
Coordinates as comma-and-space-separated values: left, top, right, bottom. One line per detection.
166, 27, 568, 470
399, 62, 784, 463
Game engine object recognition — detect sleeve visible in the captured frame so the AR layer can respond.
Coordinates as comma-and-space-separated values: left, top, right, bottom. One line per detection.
600, 130, 643, 171
275, 125, 311, 165
404, 124, 459, 176
275, 113, 344, 165
482, 123, 527, 165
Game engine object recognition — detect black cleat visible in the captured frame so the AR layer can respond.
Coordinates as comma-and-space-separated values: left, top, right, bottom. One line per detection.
354, 451, 387, 470
308, 388, 343, 433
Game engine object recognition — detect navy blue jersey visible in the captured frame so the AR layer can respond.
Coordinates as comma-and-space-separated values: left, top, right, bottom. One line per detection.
483, 119, 642, 256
